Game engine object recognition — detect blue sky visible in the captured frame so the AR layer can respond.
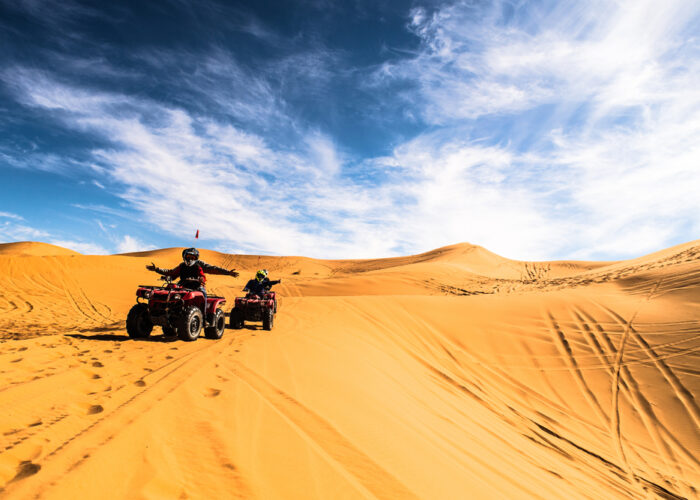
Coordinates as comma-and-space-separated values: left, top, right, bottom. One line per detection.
1, 0, 699, 259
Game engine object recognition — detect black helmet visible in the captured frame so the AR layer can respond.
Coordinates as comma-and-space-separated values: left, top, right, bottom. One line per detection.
182, 247, 199, 265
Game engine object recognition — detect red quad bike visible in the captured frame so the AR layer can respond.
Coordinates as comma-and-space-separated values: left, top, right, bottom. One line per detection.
229, 287, 278, 331
126, 276, 227, 341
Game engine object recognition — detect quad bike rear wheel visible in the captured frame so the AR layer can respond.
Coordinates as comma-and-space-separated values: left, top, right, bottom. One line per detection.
127, 303, 153, 338
229, 308, 244, 329
205, 308, 225, 339
177, 306, 203, 341
262, 309, 274, 331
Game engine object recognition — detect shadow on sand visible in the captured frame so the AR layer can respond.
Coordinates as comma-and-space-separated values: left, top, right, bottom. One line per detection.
66, 324, 261, 343
65, 333, 179, 343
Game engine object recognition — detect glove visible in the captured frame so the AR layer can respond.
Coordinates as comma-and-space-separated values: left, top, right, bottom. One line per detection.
146, 263, 156, 271
229, 269, 239, 277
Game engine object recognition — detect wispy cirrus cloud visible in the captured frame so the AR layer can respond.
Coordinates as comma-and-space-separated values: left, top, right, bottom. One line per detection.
0, 209, 111, 254
369, 0, 700, 258
0, 213, 50, 242
0, 211, 24, 220
2, 67, 401, 257
2, 0, 699, 260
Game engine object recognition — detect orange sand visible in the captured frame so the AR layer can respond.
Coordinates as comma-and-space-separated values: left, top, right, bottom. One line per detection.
0, 241, 698, 499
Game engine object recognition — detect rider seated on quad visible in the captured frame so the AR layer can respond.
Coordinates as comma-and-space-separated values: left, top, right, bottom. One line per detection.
146, 248, 239, 321
243, 269, 281, 298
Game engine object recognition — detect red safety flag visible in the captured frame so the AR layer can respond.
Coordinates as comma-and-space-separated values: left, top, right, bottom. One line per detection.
195, 229, 199, 239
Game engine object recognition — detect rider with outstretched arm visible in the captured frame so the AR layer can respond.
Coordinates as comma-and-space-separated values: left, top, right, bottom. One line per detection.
146, 248, 239, 321
243, 269, 281, 297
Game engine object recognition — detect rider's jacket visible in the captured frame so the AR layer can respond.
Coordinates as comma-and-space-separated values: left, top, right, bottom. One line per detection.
243, 278, 280, 296
153, 260, 230, 285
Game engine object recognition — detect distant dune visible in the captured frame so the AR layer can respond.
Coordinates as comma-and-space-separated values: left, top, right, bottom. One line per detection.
0, 240, 698, 499
0, 241, 81, 256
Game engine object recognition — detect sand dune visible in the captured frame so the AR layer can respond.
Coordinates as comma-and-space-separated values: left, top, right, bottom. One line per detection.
0, 242, 80, 257
0, 240, 698, 499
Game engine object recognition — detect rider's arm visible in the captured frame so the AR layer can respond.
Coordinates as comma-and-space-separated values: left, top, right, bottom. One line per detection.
198, 260, 233, 275
159, 264, 182, 278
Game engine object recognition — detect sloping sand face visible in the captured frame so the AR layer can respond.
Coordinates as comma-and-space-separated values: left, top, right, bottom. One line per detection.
0, 241, 698, 499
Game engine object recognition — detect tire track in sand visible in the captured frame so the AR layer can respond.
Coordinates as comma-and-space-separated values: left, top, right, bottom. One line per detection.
228, 363, 420, 500
608, 280, 666, 496
579, 304, 700, 476
600, 305, 700, 431
546, 311, 609, 429
569, 305, 691, 495
0, 337, 234, 499
594, 300, 700, 497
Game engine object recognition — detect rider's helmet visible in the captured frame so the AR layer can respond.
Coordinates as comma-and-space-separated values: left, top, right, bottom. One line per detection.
182, 248, 199, 266
256, 269, 268, 282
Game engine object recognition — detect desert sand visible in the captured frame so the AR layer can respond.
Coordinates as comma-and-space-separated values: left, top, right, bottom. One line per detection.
0, 240, 698, 499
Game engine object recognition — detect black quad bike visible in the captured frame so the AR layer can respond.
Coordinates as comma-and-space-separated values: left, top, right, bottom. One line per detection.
126, 276, 227, 341
229, 288, 278, 331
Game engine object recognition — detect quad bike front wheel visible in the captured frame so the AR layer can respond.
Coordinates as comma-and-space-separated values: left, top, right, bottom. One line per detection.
126, 303, 153, 338
177, 306, 203, 341
205, 308, 225, 339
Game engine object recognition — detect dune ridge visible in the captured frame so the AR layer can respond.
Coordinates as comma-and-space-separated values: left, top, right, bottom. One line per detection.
0, 240, 698, 499
0, 242, 80, 257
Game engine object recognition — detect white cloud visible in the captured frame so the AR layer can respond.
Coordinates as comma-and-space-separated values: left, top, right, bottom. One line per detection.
116, 235, 157, 254
0, 220, 49, 241
0, 214, 111, 254
367, 0, 700, 258
49, 239, 110, 255
3, 1, 699, 260
0, 211, 24, 220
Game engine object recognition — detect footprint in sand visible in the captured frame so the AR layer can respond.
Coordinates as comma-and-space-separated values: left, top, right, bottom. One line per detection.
205, 388, 221, 397
134, 380, 146, 387
92, 361, 104, 367
87, 405, 103, 415
12, 461, 41, 481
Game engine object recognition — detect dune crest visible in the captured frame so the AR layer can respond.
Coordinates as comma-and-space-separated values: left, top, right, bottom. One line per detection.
0, 240, 698, 499
0, 242, 80, 256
